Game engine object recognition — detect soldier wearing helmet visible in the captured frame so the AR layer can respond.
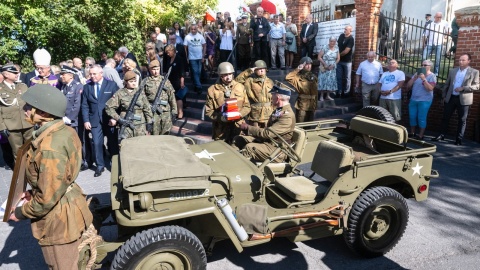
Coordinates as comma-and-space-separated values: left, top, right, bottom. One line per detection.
204, 62, 251, 143
235, 60, 274, 128
286, 56, 318, 122
9, 84, 93, 269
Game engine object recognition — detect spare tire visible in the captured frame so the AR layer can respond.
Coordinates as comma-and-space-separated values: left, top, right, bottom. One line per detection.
356, 106, 395, 123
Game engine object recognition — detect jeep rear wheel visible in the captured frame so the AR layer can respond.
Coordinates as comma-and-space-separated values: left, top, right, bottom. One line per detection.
344, 187, 408, 257
356, 106, 395, 123
111, 226, 207, 270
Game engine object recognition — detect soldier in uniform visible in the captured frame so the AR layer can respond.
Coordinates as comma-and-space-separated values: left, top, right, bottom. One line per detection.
106, 71, 154, 139
236, 60, 274, 128
205, 62, 251, 144
286, 56, 318, 123
234, 84, 295, 162
9, 84, 93, 269
140, 60, 177, 135
0, 64, 33, 162
29, 48, 61, 89
59, 65, 82, 129
236, 15, 253, 70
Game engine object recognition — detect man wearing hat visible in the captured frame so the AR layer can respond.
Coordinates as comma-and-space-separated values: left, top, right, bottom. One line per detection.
286, 56, 318, 122
0, 64, 33, 163
59, 65, 83, 128
139, 60, 177, 135
236, 60, 274, 128
30, 48, 61, 89
234, 83, 295, 162
205, 62, 250, 143
236, 14, 253, 71
9, 84, 93, 270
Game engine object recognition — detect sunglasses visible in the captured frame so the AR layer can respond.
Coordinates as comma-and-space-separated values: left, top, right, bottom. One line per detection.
422, 64, 431, 66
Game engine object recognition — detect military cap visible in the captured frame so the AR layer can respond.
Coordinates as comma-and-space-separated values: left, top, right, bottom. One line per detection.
269, 81, 293, 96
149, 60, 160, 68
425, 14, 432, 17
299, 56, 313, 65
124, 71, 136, 81
60, 65, 76, 75
1, 64, 19, 74
22, 84, 67, 118
241, 14, 248, 19
237, 16, 242, 21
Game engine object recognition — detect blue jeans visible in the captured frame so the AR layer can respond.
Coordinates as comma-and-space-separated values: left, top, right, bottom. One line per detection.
336, 61, 352, 94
409, 100, 432, 128
189, 59, 202, 90
422, 45, 442, 74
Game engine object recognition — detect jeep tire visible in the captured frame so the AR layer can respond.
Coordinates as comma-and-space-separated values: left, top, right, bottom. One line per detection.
111, 225, 207, 270
343, 186, 409, 257
356, 106, 395, 123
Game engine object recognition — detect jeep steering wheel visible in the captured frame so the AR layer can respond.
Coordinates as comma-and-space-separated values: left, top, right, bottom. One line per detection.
266, 127, 300, 162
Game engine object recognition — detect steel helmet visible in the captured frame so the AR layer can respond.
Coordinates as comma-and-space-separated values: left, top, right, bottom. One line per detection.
254, 60, 267, 69
218, 62, 235, 75
22, 84, 67, 118
299, 56, 313, 65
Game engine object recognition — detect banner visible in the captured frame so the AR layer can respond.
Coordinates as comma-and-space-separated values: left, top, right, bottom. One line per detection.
314, 18, 356, 54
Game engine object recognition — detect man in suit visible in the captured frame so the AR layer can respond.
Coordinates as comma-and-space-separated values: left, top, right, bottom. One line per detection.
433, 53, 479, 145
250, 7, 271, 63
300, 14, 318, 58
81, 64, 119, 176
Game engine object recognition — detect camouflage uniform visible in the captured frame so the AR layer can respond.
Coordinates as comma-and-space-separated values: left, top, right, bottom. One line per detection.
234, 104, 295, 162
236, 69, 274, 127
0, 81, 33, 160
14, 120, 93, 268
141, 76, 177, 135
286, 69, 318, 122
205, 80, 251, 143
105, 88, 153, 138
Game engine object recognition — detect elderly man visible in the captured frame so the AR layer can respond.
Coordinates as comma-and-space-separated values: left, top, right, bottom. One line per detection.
184, 25, 206, 95
72, 57, 87, 84
118, 46, 139, 70
355, 51, 384, 106
234, 84, 295, 162
300, 14, 317, 58
269, 15, 286, 70
250, 7, 271, 63
337, 25, 355, 98
432, 53, 479, 145
30, 48, 61, 89
150, 32, 164, 58
377, 59, 405, 122
103, 58, 123, 88
155, 27, 167, 44
422, 12, 450, 75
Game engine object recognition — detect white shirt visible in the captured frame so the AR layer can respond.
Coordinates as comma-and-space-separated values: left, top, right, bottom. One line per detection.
220, 30, 234, 50
424, 20, 450, 46
304, 24, 311, 38
94, 79, 104, 98
3, 81, 15, 90
356, 60, 383, 84
183, 33, 206, 60
452, 67, 468, 96
157, 33, 167, 44
379, 70, 405, 100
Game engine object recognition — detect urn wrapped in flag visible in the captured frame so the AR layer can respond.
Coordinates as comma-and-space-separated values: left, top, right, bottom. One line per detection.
222, 98, 241, 121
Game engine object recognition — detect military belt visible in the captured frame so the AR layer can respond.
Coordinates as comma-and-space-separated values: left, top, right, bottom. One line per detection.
299, 94, 316, 99
251, 102, 271, 107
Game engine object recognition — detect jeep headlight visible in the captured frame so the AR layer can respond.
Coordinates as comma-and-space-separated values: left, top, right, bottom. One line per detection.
138, 192, 153, 210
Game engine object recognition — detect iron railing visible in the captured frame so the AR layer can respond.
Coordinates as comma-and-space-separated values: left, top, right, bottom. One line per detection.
312, 5, 332, 23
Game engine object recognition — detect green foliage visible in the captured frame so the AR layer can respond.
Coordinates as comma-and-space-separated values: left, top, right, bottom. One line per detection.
0, 0, 218, 70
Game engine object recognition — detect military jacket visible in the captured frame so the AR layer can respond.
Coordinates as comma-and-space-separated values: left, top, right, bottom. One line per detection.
141, 76, 177, 115
17, 120, 93, 246
247, 103, 295, 143
286, 69, 318, 111
236, 23, 252, 44
30, 73, 61, 89
62, 80, 83, 127
236, 69, 274, 123
0, 82, 33, 131
205, 80, 251, 141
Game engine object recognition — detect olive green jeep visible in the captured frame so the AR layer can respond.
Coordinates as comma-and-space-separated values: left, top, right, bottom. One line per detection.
82, 107, 439, 270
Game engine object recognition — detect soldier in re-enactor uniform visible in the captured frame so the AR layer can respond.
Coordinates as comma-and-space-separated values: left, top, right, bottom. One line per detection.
0, 64, 33, 161
235, 60, 274, 128
105, 71, 153, 139
236, 15, 253, 70
140, 60, 177, 135
9, 84, 93, 269
205, 62, 251, 144
233, 83, 295, 162
286, 56, 318, 123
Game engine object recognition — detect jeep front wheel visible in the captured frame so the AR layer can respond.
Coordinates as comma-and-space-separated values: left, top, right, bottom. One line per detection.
343, 186, 408, 257
111, 226, 207, 270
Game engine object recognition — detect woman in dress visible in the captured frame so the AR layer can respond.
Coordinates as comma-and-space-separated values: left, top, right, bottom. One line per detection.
317, 37, 340, 101
204, 24, 217, 75
285, 16, 298, 69
163, 44, 186, 119
406, 59, 436, 139
219, 21, 235, 64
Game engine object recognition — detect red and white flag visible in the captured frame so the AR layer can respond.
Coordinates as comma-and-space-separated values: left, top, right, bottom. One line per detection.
205, 7, 216, 22
261, 0, 277, 15
240, 2, 251, 13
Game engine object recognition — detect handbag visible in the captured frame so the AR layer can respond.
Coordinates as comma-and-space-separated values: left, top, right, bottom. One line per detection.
176, 86, 188, 100
285, 36, 294, 45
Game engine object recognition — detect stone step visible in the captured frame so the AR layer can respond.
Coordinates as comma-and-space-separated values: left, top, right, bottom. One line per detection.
170, 126, 213, 145
174, 117, 212, 134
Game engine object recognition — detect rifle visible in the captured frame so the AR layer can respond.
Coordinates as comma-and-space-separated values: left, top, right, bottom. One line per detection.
151, 66, 173, 115
118, 89, 143, 143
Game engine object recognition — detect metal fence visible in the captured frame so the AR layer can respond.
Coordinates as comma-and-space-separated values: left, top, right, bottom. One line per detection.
374, 12, 455, 82
312, 5, 332, 23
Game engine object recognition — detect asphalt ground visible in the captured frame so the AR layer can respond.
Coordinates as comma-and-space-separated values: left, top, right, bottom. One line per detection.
0, 134, 479, 269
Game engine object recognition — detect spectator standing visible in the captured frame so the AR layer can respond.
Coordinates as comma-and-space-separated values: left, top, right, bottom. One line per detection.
406, 60, 436, 140
447, 17, 459, 58
184, 25, 206, 95
98, 52, 108, 67
422, 12, 450, 75
286, 56, 318, 122
72, 57, 86, 83
432, 53, 479, 145
336, 25, 355, 98
164, 45, 186, 119
173, 22, 185, 45
317, 37, 340, 101
236, 15, 252, 71
197, 20, 205, 35
149, 32, 164, 59
377, 59, 405, 122
355, 51, 383, 106
378, 11, 389, 57
204, 25, 217, 74
155, 27, 167, 45
219, 22, 235, 63
118, 46, 139, 70
250, 7, 271, 63
300, 14, 317, 58
285, 16, 298, 69
85, 57, 96, 68
269, 15, 286, 70
103, 58, 124, 88
30, 48, 61, 89
114, 51, 125, 74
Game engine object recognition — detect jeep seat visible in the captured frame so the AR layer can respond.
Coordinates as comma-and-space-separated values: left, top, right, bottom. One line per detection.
266, 127, 307, 175
349, 115, 408, 144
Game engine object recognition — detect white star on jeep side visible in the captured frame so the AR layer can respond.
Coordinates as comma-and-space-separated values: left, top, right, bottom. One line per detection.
412, 162, 423, 176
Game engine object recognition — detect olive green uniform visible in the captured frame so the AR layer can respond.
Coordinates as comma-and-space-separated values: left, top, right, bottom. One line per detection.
234, 104, 295, 162
236, 69, 274, 127
205, 80, 251, 143
236, 23, 253, 69
0, 82, 33, 159
141, 76, 177, 135
286, 69, 318, 122
105, 88, 153, 138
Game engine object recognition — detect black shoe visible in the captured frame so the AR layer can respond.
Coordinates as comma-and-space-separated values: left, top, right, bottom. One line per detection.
80, 164, 89, 171
280, 67, 286, 70
94, 168, 105, 177
454, 138, 462, 145
431, 134, 445, 141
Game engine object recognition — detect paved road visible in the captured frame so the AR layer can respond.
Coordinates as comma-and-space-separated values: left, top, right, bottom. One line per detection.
1, 136, 479, 269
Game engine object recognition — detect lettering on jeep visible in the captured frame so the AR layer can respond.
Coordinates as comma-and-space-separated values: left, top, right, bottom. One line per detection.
169, 189, 210, 201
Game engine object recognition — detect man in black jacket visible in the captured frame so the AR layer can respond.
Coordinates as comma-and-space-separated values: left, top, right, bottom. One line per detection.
300, 14, 318, 58
250, 7, 271, 63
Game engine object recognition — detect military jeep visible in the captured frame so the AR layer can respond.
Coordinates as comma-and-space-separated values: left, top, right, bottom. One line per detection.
84, 107, 439, 269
